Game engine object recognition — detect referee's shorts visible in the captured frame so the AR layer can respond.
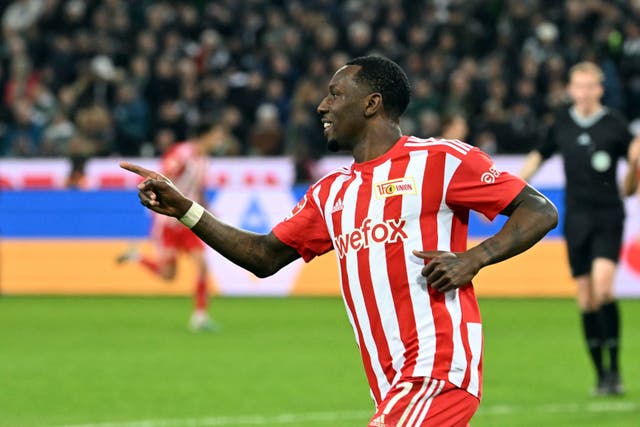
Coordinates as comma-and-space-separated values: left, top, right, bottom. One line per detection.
563, 209, 624, 277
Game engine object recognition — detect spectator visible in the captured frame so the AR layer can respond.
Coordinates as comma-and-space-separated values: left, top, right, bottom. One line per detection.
3, 55, 40, 107
195, 29, 231, 75
74, 103, 113, 157
248, 103, 284, 156
2, 99, 41, 156
41, 112, 75, 157
440, 113, 469, 141
405, 78, 441, 125
152, 128, 177, 156
208, 121, 241, 157
417, 109, 441, 138
47, 35, 76, 91
112, 83, 149, 156
149, 55, 180, 109
285, 107, 324, 183
129, 55, 151, 97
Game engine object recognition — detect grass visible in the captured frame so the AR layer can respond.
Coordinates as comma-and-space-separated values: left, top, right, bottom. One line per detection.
0, 296, 638, 427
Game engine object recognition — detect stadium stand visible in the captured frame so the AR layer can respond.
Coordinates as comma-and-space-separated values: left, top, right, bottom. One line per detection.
1, 0, 639, 169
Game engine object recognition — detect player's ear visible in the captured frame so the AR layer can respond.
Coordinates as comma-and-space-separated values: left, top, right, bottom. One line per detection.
363, 92, 382, 118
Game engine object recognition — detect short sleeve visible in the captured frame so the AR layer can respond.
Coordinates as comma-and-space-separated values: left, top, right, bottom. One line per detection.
537, 122, 557, 160
615, 114, 633, 159
446, 148, 527, 220
272, 187, 333, 262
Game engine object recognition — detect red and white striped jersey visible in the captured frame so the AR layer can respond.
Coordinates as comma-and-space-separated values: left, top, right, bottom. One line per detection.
161, 142, 207, 200
273, 136, 526, 404
156, 141, 207, 227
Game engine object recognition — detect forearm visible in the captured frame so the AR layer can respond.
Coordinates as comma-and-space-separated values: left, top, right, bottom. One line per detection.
120, 162, 301, 276
624, 138, 640, 196
519, 151, 543, 181
189, 208, 299, 278
467, 193, 558, 270
622, 165, 638, 197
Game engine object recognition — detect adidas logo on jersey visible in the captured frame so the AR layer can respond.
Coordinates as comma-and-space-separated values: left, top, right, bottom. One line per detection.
333, 218, 408, 258
331, 198, 344, 213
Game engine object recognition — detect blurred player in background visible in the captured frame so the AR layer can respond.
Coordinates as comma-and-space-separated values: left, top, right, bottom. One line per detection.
120, 56, 557, 426
520, 62, 640, 395
117, 121, 220, 332
65, 155, 88, 189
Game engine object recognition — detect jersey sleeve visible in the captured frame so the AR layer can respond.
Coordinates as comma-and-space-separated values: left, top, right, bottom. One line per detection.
614, 114, 633, 159
446, 148, 527, 220
537, 122, 558, 160
272, 186, 333, 262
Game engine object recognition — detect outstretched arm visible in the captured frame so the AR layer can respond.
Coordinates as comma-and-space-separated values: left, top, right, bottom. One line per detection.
413, 185, 558, 292
519, 150, 544, 181
121, 162, 300, 277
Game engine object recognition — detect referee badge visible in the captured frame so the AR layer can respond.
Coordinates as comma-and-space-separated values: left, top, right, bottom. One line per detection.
591, 150, 611, 172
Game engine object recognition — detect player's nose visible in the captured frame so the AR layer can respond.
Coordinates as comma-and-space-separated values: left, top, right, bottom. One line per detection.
317, 96, 329, 115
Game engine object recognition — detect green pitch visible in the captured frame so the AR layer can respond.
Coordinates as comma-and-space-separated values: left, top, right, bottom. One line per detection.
1, 297, 638, 427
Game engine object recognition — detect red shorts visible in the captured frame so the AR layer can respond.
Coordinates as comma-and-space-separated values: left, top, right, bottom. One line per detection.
368, 378, 479, 427
153, 223, 204, 260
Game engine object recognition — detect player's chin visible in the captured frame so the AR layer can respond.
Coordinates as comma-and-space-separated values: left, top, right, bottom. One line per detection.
327, 138, 340, 152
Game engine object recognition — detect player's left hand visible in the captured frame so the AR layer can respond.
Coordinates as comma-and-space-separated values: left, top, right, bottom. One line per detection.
412, 250, 480, 293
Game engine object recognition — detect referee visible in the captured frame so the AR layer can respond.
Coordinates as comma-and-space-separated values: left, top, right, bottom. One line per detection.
520, 62, 640, 396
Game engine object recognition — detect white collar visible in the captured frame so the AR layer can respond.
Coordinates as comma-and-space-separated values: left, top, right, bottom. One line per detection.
569, 106, 608, 128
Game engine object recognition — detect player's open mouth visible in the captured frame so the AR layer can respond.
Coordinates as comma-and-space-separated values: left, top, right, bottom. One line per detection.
322, 121, 333, 133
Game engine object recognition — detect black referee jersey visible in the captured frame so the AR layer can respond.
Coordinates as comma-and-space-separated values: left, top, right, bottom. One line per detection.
537, 107, 633, 212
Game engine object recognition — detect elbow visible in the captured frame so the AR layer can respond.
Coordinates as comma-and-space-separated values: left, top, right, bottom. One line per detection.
544, 202, 559, 232
623, 184, 636, 198
526, 193, 559, 233
252, 268, 275, 279
250, 261, 282, 278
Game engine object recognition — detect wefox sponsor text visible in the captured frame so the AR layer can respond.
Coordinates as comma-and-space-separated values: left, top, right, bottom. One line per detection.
333, 218, 408, 258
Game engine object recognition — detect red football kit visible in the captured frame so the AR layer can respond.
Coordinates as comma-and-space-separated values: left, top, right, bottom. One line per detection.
273, 136, 526, 425
152, 142, 207, 259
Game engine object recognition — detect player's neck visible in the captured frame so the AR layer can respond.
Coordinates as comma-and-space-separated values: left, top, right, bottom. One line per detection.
352, 123, 402, 163
572, 103, 603, 119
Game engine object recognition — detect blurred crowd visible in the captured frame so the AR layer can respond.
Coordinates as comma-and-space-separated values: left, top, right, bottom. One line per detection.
1, 0, 639, 171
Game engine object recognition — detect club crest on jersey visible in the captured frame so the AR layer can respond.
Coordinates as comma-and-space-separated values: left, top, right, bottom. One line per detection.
374, 177, 417, 199
333, 218, 408, 258
480, 165, 501, 184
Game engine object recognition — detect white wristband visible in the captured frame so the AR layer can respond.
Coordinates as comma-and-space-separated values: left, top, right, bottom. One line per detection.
179, 202, 205, 229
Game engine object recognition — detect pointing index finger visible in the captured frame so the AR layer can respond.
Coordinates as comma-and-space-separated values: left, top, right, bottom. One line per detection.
120, 162, 171, 183
120, 161, 155, 178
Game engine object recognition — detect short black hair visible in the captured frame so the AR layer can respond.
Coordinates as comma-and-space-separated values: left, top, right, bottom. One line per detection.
346, 55, 411, 120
